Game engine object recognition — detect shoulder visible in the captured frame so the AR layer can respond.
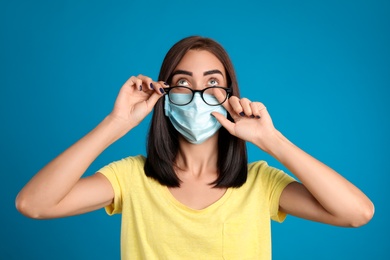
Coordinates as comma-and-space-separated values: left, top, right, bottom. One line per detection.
246, 160, 295, 188
97, 155, 147, 192
248, 160, 269, 173
247, 160, 276, 181
102, 155, 145, 169
121, 155, 146, 167
116, 155, 146, 165
98, 155, 146, 179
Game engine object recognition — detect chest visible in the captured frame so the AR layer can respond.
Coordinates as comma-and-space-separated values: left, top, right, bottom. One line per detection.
168, 182, 227, 210
123, 182, 271, 259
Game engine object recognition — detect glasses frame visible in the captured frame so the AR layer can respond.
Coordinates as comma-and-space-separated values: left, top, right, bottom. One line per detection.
163, 86, 232, 106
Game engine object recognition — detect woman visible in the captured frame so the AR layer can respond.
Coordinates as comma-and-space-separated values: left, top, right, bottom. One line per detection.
16, 36, 374, 259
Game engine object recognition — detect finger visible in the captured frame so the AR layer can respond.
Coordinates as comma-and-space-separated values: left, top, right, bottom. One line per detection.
137, 74, 155, 91
228, 96, 244, 117
211, 88, 235, 117
220, 98, 235, 117
125, 76, 143, 91
239, 98, 253, 117
212, 87, 228, 105
158, 81, 169, 93
152, 81, 166, 95
212, 112, 236, 135
145, 81, 168, 108
251, 102, 267, 118
145, 91, 165, 111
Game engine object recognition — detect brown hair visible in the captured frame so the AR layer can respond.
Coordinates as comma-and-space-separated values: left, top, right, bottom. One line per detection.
144, 36, 248, 188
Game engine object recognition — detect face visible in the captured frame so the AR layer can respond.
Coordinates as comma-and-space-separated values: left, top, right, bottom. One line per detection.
171, 50, 227, 90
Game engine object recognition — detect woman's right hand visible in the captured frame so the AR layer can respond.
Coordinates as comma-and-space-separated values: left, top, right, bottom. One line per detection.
109, 74, 166, 131
15, 75, 167, 219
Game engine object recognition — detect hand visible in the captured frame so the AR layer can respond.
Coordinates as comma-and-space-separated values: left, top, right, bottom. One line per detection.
212, 96, 279, 152
109, 74, 166, 130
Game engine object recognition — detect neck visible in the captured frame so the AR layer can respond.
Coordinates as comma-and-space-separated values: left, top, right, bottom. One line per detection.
175, 134, 219, 179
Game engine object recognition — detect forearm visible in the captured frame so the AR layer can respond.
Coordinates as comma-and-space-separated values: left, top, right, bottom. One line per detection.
261, 130, 374, 225
16, 115, 130, 211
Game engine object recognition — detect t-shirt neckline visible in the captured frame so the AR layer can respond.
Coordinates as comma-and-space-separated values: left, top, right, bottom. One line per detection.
159, 185, 233, 214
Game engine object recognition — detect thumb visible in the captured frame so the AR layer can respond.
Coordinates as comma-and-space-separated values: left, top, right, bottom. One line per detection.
146, 92, 165, 111
212, 112, 235, 135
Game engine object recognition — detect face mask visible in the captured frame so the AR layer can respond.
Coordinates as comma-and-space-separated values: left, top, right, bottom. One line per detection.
164, 93, 227, 144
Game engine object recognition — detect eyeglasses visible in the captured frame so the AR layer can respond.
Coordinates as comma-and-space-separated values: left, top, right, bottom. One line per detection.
163, 86, 231, 106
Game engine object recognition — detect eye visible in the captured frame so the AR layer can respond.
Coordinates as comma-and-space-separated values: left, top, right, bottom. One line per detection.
176, 78, 189, 86
208, 78, 219, 86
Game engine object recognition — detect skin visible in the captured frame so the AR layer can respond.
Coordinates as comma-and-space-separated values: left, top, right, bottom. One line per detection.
16, 50, 374, 227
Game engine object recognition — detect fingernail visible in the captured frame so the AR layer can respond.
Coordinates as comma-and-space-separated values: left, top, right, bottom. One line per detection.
256, 115, 261, 119
239, 112, 245, 117
139, 85, 142, 91
150, 83, 154, 89
250, 115, 255, 118
159, 88, 165, 94
163, 82, 168, 86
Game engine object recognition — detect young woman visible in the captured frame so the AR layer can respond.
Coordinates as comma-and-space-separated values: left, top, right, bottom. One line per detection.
16, 36, 374, 259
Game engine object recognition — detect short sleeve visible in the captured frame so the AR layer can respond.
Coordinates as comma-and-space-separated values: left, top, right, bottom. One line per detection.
97, 160, 125, 215
267, 166, 296, 222
249, 161, 296, 223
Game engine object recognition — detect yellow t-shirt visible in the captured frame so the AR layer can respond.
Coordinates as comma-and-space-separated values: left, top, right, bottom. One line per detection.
98, 155, 295, 260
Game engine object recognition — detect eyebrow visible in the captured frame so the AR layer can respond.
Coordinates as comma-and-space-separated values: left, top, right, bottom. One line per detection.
203, 69, 224, 77
171, 69, 224, 77
171, 70, 192, 76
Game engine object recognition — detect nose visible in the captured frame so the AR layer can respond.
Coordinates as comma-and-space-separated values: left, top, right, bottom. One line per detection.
191, 92, 204, 108
191, 79, 206, 91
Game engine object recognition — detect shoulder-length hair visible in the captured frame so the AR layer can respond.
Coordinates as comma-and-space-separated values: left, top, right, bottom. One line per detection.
144, 36, 248, 188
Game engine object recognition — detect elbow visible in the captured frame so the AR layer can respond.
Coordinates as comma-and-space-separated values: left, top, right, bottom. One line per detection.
15, 194, 47, 219
348, 201, 375, 228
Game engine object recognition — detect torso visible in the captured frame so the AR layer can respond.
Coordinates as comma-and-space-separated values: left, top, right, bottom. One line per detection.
168, 179, 227, 210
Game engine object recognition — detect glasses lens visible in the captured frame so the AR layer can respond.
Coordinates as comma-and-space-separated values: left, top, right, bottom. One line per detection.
169, 87, 193, 105
203, 87, 227, 105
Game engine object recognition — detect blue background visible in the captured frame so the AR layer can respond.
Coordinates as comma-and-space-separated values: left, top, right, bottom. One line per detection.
1, 0, 389, 259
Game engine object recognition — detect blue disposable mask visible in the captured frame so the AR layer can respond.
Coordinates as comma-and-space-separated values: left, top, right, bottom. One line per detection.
164, 93, 227, 144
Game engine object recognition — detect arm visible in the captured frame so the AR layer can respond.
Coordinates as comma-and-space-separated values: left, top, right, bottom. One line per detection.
268, 131, 374, 227
212, 97, 374, 227
16, 75, 165, 219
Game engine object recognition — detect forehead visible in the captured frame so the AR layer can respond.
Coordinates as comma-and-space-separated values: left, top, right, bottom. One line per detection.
174, 50, 225, 75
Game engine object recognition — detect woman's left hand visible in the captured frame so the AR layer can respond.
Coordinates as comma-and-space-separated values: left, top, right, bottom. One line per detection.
212, 96, 279, 152
214, 95, 375, 227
